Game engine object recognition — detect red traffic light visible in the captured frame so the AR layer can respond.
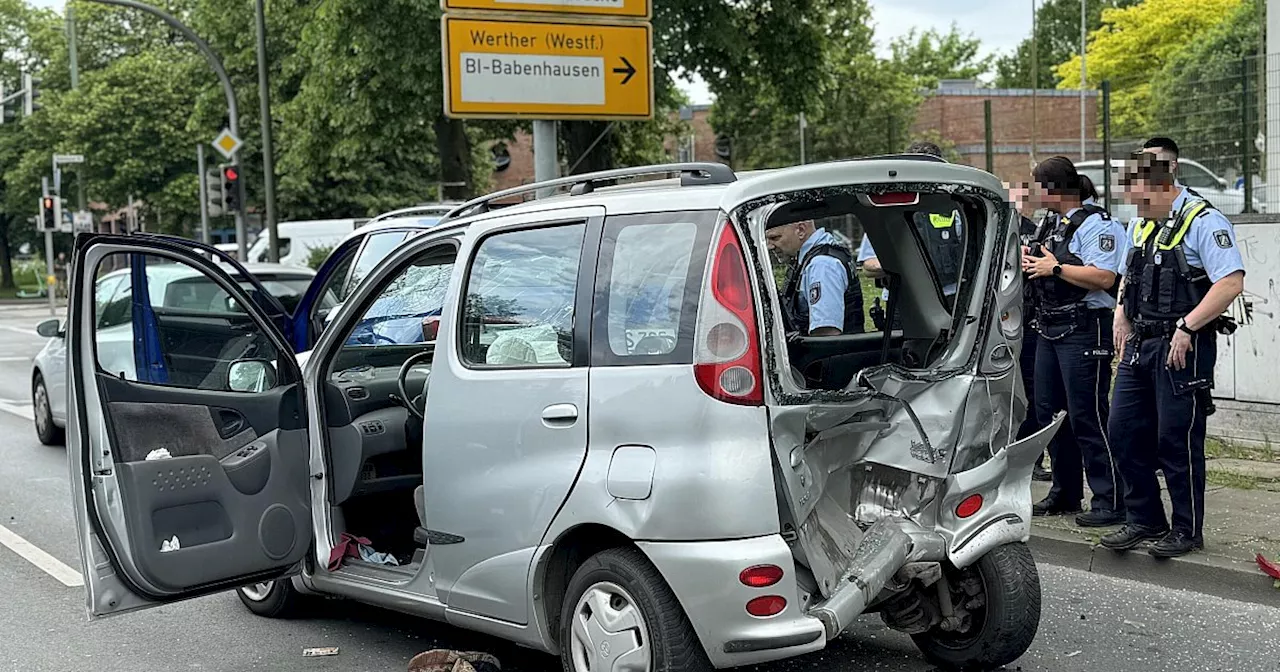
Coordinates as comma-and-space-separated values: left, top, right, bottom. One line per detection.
42, 197, 53, 209
223, 166, 239, 181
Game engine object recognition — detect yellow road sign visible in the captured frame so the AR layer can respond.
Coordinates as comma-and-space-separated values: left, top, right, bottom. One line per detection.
212, 128, 242, 160
442, 0, 650, 19
442, 16, 653, 120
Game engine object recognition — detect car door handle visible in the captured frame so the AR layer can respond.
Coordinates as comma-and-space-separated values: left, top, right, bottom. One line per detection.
541, 404, 578, 427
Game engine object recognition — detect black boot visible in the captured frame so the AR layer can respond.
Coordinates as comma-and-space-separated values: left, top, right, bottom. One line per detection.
1032, 496, 1082, 517
1075, 509, 1125, 528
1099, 524, 1169, 551
1033, 453, 1051, 481
1148, 530, 1204, 558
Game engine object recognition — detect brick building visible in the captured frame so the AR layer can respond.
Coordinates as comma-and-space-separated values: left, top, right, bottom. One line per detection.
913, 79, 1102, 185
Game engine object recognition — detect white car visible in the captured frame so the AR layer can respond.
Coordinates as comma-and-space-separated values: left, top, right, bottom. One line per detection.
31, 261, 321, 445
1077, 158, 1265, 222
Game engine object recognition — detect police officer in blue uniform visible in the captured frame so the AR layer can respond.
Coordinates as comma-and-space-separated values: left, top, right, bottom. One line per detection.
1101, 152, 1246, 558
765, 218, 864, 337
1022, 156, 1128, 527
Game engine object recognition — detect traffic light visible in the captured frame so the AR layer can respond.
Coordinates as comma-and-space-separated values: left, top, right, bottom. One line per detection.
22, 72, 40, 116
39, 196, 60, 231
714, 134, 732, 161
205, 166, 226, 217
221, 164, 241, 214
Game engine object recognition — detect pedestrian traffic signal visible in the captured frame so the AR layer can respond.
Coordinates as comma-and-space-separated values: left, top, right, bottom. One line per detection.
39, 196, 60, 231
221, 164, 241, 214
205, 167, 226, 217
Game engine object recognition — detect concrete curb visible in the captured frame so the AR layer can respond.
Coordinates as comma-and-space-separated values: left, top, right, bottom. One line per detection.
1030, 524, 1280, 608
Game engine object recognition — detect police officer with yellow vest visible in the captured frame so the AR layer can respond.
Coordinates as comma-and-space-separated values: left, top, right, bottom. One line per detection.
1022, 157, 1128, 526
1100, 152, 1246, 558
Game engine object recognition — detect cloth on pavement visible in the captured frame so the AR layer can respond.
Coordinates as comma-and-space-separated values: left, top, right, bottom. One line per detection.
408, 650, 500, 672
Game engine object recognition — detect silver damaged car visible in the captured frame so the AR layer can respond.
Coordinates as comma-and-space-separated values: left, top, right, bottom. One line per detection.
62, 159, 1060, 672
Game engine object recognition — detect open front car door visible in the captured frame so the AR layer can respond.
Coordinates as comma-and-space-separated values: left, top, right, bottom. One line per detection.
67, 235, 312, 618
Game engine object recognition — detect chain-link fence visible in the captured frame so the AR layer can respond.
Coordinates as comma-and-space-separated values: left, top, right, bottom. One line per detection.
683, 58, 1268, 216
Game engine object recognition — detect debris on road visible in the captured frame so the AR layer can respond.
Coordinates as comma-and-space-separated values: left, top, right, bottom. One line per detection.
407, 650, 500, 672
303, 647, 340, 657
1256, 553, 1280, 588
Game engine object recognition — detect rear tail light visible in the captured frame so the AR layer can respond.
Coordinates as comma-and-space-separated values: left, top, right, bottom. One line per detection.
745, 595, 787, 617
693, 221, 763, 406
739, 565, 784, 588
956, 493, 984, 519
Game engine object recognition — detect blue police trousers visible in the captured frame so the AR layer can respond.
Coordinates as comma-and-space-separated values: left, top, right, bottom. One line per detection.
1110, 331, 1215, 539
1035, 309, 1123, 513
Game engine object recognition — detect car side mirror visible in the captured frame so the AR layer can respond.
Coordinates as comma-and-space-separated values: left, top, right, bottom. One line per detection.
37, 318, 62, 338
228, 359, 277, 393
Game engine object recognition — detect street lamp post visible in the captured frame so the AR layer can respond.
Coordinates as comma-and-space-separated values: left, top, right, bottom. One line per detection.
80, 0, 247, 258
254, 0, 278, 263
1080, 0, 1088, 162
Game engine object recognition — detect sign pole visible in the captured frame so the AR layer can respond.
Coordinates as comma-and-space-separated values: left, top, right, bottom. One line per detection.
197, 144, 211, 246
533, 120, 558, 198
41, 177, 55, 316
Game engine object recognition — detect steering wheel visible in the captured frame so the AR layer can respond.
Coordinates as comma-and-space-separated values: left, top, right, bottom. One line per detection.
397, 349, 435, 420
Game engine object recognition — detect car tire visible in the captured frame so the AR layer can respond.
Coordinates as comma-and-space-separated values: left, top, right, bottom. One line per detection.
911, 542, 1041, 671
236, 579, 307, 619
32, 373, 63, 446
559, 547, 711, 672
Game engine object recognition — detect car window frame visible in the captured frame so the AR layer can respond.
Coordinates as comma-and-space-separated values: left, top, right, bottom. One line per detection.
456, 214, 603, 371
96, 271, 135, 329
1180, 163, 1221, 190
589, 210, 717, 367
342, 229, 412, 299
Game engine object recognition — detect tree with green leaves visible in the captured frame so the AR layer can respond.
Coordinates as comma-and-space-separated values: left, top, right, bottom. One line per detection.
1150, 0, 1261, 176
994, 0, 1138, 89
888, 25, 992, 88
1055, 0, 1244, 138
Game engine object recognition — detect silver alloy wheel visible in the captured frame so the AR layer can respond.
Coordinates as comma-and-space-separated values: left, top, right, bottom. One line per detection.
240, 581, 274, 602
34, 381, 49, 433
569, 581, 651, 672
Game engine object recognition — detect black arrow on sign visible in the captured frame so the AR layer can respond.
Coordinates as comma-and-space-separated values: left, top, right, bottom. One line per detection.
613, 57, 637, 85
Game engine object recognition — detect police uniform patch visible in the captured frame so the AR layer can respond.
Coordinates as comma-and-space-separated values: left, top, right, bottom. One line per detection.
1214, 229, 1234, 249
1099, 234, 1116, 252
809, 283, 822, 304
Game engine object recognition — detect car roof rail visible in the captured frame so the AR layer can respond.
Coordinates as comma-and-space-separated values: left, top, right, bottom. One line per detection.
845, 153, 948, 163
366, 204, 459, 227
441, 162, 737, 222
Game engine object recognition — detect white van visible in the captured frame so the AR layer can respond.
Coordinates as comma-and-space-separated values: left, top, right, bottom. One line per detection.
245, 219, 367, 267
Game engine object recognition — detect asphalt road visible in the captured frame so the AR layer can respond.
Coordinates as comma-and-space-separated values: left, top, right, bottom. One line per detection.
2, 303, 1280, 672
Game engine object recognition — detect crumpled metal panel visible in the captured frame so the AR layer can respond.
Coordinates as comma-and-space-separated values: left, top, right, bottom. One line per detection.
745, 180, 1033, 599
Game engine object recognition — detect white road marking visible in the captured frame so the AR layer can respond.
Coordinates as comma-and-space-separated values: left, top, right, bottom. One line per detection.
0, 356, 32, 362
0, 522, 84, 587
0, 400, 34, 420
